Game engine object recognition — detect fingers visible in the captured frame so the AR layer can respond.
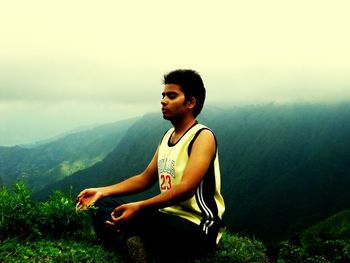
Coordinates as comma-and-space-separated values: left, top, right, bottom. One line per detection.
77, 189, 86, 198
75, 191, 95, 210
111, 207, 123, 223
105, 220, 124, 233
76, 190, 87, 203
106, 212, 125, 233
75, 200, 88, 211
75, 202, 84, 212
106, 206, 125, 226
76, 189, 93, 204
105, 204, 138, 233
76, 196, 83, 204
105, 220, 115, 226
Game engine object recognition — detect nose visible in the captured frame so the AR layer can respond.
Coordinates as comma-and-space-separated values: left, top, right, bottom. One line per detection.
161, 96, 167, 105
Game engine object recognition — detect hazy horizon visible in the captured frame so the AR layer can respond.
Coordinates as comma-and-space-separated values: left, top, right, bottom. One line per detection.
1, 0, 350, 146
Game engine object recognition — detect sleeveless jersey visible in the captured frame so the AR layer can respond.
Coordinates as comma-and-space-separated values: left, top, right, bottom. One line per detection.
157, 123, 225, 243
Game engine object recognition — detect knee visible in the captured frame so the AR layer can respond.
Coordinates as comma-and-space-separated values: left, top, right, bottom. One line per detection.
94, 197, 124, 209
92, 197, 124, 225
94, 198, 106, 210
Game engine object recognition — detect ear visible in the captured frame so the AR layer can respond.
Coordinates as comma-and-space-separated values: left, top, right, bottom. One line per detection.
186, 96, 196, 110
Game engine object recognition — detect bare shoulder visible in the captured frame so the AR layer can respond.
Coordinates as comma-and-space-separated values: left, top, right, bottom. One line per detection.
192, 128, 216, 152
197, 128, 216, 142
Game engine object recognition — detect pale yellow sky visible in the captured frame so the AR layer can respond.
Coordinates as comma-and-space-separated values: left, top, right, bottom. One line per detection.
1, 0, 350, 145
1, 0, 349, 67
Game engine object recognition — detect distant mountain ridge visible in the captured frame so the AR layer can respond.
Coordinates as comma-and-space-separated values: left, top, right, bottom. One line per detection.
2, 102, 350, 242
35, 112, 170, 201
0, 118, 136, 192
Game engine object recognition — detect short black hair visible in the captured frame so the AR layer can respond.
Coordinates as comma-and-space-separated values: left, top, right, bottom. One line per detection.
163, 69, 206, 117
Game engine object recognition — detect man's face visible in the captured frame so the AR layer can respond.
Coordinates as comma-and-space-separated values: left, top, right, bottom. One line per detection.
161, 84, 188, 120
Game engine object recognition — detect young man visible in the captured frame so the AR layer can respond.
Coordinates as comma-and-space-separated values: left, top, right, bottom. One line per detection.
76, 69, 225, 262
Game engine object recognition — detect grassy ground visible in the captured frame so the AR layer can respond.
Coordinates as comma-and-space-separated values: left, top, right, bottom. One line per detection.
0, 232, 268, 263
1, 183, 350, 262
0, 183, 268, 262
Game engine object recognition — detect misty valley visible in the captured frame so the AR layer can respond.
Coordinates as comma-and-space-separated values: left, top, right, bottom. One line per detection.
1, 102, 350, 262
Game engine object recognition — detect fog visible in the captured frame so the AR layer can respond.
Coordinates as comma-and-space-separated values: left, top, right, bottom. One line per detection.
1, 0, 350, 145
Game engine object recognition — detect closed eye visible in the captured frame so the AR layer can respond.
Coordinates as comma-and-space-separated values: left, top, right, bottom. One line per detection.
162, 92, 178, 100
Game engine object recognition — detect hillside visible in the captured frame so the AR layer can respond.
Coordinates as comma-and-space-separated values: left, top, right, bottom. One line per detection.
15, 102, 350, 241
2, 183, 350, 262
212, 103, 350, 241
0, 118, 136, 192
35, 113, 170, 201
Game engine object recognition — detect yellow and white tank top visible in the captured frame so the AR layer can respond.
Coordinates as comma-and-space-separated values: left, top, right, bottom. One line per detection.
157, 123, 225, 242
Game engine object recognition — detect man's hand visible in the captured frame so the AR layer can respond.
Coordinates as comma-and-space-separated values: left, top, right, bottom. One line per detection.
76, 188, 103, 209
105, 202, 142, 231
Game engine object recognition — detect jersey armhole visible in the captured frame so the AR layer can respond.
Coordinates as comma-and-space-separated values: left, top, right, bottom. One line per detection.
187, 128, 218, 156
159, 129, 172, 145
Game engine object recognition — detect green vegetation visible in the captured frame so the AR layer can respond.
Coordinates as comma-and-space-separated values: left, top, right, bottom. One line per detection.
0, 118, 136, 193
0, 182, 91, 240
2, 103, 350, 242
200, 233, 269, 263
1, 182, 350, 262
298, 210, 350, 262
267, 210, 350, 262
1, 239, 120, 263
0, 182, 124, 262
31, 102, 350, 242
1, 102, 350, 260
59, 157, 104, 177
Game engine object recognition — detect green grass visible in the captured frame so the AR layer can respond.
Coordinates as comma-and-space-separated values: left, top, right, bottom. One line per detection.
0, 238, 124, 263
197, 233, 269, 263
1, 182, 349, 262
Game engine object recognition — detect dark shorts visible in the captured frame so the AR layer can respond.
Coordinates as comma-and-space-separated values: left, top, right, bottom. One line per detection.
92, 197, 218, 260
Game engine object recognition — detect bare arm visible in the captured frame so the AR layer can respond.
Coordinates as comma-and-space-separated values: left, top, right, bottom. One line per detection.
76, 149, 159, 207
109, 130, 216, 226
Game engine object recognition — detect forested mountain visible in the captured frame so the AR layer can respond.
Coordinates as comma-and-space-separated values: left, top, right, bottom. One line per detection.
35, 113, 170, 201
0, 118, 136, 192
210, 103, 350, 241
5, 102, 350, 242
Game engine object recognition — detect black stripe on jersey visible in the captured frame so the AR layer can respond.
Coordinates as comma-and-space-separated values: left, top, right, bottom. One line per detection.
188, 128, 220, 234
159, 129, 171, 146
195, 160, 219, 234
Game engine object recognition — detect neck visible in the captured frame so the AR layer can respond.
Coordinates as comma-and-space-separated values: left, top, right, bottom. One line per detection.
171, 115, 197, 134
